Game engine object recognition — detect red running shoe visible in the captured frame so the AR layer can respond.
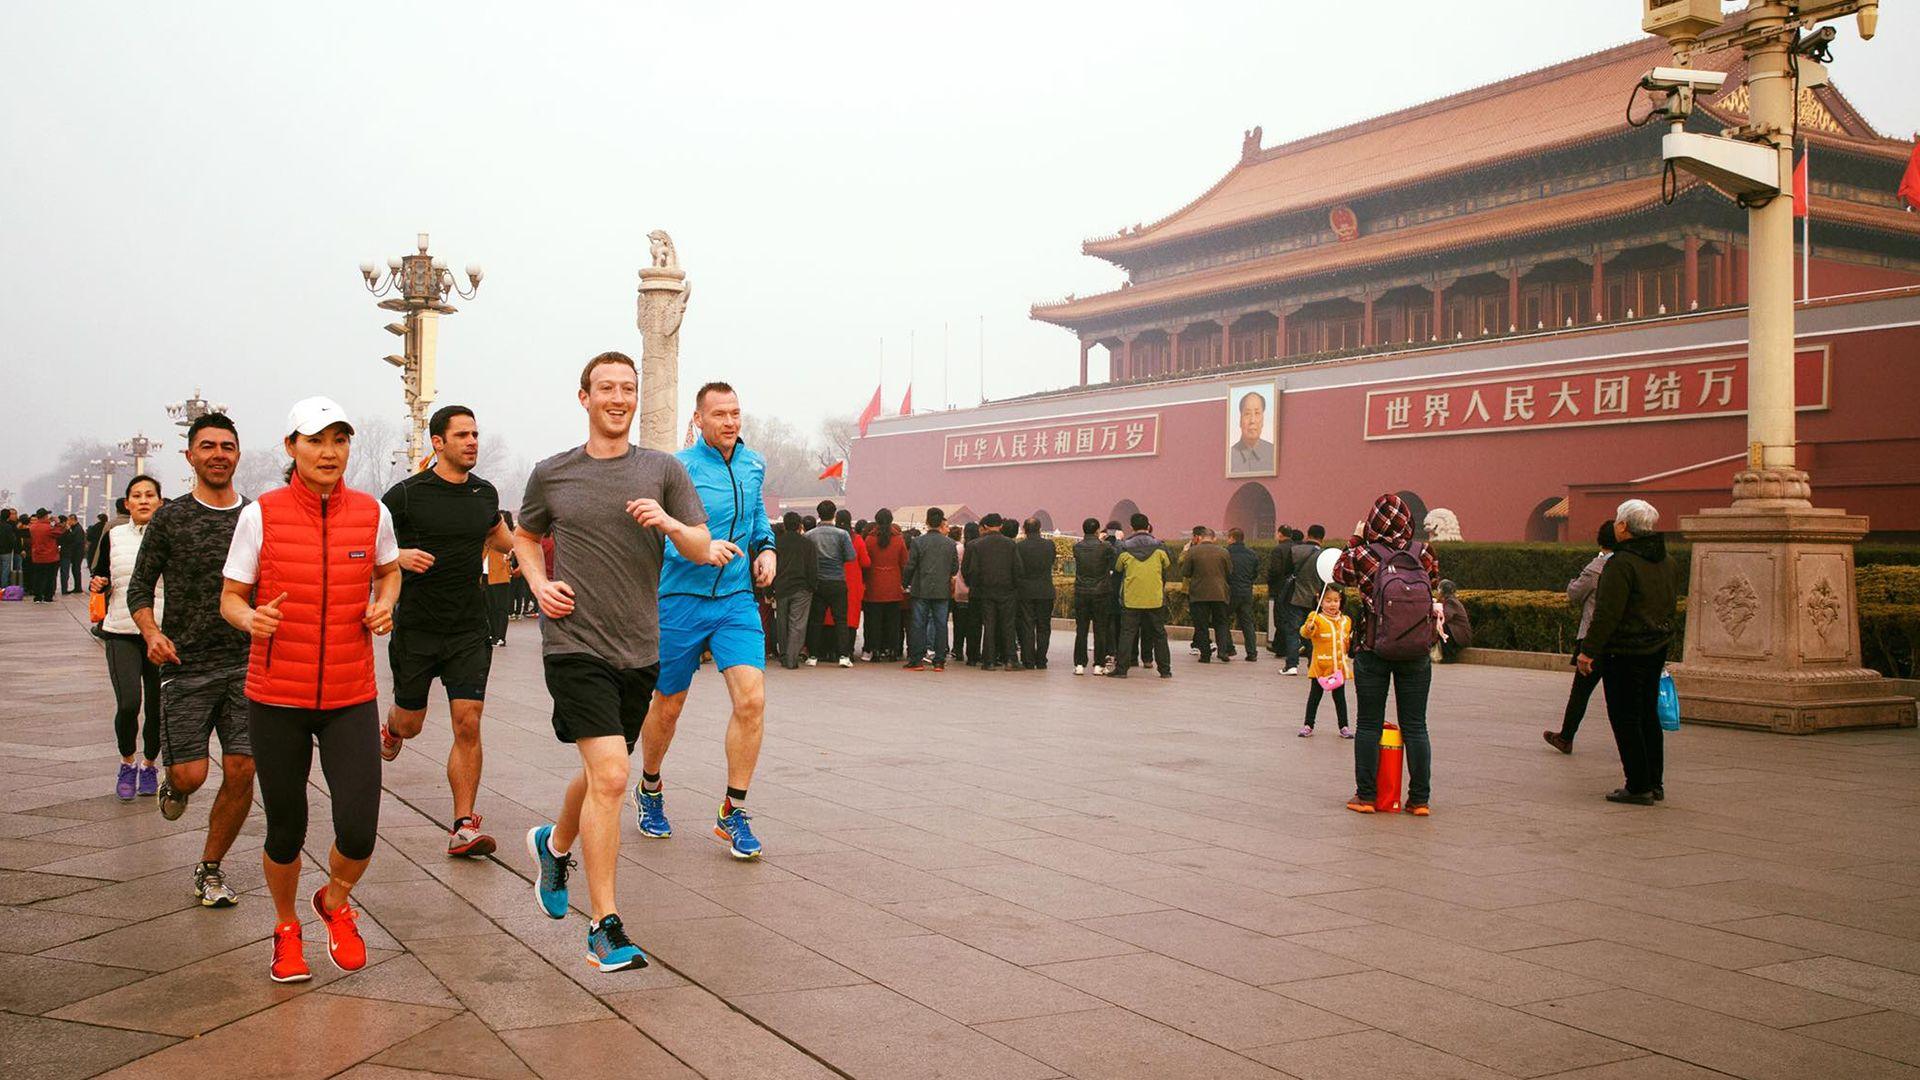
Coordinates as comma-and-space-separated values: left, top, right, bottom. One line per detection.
270, 921, 311, 983
311, 888, 367, 972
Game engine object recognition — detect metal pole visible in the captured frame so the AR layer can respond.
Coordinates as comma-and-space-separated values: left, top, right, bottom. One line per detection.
977, 314, 985, 403
1741, 2, 1797, 483
942, 321, 950, 409
1802, 143, 1811, 302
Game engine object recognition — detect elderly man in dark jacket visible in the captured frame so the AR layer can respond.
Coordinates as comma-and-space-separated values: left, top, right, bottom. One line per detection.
1014, 518, 1057, 668
772, 513, 818, 668
961, 513, 1019, 670
1224, 528, 1261, 662
1266, 527, 1299, 661
1180, 528, 1233, 663
1577, 499, 1679, 806
1071, 518, 1117, 675
903, 508, 958, 670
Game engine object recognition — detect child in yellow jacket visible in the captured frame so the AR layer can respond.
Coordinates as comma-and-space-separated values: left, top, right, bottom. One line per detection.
1298, 586, 1353, 738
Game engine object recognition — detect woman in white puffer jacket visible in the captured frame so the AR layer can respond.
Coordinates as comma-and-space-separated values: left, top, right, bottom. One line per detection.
90, 475, 165, 800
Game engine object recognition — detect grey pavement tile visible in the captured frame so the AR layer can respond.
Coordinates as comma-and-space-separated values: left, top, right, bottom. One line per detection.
882, 892, 1141, 966
1746, 955, 1920, 1015
1275, 969, 1641, 1078
49, 940, 397, 1036
3, 902, 126, 953
1513, 938, 1881, 1028
1140, 844, 1367, 896
1495, 866, 1775, 924
1286, 923, 1607, 1006
1120, 873, 1374, 936
977, 1005, 1292, 1080
1016, 812, 1203, 853
0, 950, 147, 1014
32, 828, 261, 881
1506, 898, 1818, 969
1299, 886, 1589, 951
638, 915, 867, 996
0, 836, 112, 870
981, 834, 1194, 884
0, 868, 99, 904
497, 1017, 699, 1080
1244, 1029, 1513, 1080
604, 985, 843, 1080
1529, 1056, 1745, 1079
319, 952, 465, 1010
830, 824, 1016, 870
619, 831, 804, 890
1310, 854, 1574, 910
407, 931, 615, 1031
1522, 988, 1920, 1080
486, 907, 689, 995
370, 1011, 536, 1079
353, 876, 503, 943
737, 983, 1060, 1080
34, 865, 211, 922
40, 901, 266, 972
935, 861, 1169, 920
335, 1065, 506, 1080
1035, 951, 1366, 1050
0, 1012, 176, 1080
1709, 916, 1920, 976
1076, 908, 1367, 985
766, 848, 981, 904
1685, 879, 1920, 941
812, 933, 1105, 1024
698, 878, 928, 946
0, 810, 92, 839
92, 992, 455, 1080
1792, 1009, 1920, 1067
866, 804, 1055, 844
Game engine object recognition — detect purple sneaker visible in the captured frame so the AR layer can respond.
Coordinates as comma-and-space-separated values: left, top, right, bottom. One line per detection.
115, 763, 138, 801
137, 764, 159, 797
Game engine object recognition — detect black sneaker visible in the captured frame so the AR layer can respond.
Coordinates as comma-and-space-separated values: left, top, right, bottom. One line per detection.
1605, 788, 1656, 806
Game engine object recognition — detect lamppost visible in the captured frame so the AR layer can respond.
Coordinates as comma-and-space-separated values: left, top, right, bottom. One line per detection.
90, 459, 128, 514
121, 433, 158, 475
1639, 0, 1908, 732
58, 482, 75, 516
359, 233, 482, 473
70, 473, 92, 517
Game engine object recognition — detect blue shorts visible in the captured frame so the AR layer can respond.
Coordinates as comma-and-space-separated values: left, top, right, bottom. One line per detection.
657, 592, 766, 696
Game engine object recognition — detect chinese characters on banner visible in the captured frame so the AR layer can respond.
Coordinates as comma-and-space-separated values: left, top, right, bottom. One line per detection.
943, 413, 1160, 470
1363, 348, 1828, 440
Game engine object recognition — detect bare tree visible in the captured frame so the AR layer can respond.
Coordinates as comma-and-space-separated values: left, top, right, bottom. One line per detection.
748, 415, 835, 502
817, 413, 857, 472
475, 430, 533, 517
17, 438, 120, 514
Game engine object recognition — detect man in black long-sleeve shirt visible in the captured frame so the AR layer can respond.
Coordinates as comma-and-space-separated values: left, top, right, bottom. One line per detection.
127, 413, 256, 908
1014, 518, 1058, 669
961, 513, 1019, 670
772, 513, 817, 668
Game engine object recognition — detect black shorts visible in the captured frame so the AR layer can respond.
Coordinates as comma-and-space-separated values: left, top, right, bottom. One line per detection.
389, 628, 492, 710
543, 653, 658, 752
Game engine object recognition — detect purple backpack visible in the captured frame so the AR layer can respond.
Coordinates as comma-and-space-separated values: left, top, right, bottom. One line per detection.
1364, 541, 1436, 660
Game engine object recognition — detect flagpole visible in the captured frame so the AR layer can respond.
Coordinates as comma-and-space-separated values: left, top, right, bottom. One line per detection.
908, 329, 915, 415
942, 321, 950, 410
977, 314, 985, 404
1802, 143, 1812, 302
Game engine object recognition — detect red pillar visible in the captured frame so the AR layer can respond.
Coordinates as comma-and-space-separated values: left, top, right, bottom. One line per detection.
1507, 270, 1520, 330
1219, 324, 1230, 367
1683, 235, 1699, 311
1361, 296, 1375, 347
1431, 285, 1444, 340
1077, 339, 1089, 386
1122, 335, 1134, 380
1274, 310, 1288, 357
1591, 253, 1606, 320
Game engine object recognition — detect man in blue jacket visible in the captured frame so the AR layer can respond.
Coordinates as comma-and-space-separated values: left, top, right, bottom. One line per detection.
635, 382, 777, 859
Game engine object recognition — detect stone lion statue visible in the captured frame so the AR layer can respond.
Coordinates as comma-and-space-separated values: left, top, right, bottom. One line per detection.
647, 229, 678, 269
1423, 508, 1462, 542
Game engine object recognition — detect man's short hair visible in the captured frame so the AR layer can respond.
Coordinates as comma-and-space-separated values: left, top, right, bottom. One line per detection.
186, 412, 237, 443
1105, 520, 1121, 532
579, 351, 638, 392
1617, 498, 1660, 536
1229, 527, 1244, 543
783, 511, 803, 532
1191, 526, 1207, 539
926, 507, 945, 527
1082, 517, 1100, 535
695, 381, 735, 410
1238, 391, 1265, 414
980, 512, 1002, 528
1290, 528, 1305, 542
430, 404, 475, 440
817, 500, 837, 520
1307, 524, 1325, 540
1129, 512, 1149, 531
1023, 517, 1041, 537
802, 515, 817, 530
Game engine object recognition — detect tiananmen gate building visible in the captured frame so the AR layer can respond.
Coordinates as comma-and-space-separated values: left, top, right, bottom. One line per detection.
847, 32, 1920, 543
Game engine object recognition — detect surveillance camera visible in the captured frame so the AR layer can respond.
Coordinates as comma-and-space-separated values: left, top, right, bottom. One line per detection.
1639, 67, 1727, 94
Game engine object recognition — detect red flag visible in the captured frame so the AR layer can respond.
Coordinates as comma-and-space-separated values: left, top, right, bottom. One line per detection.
1899, 140, 1920, 210
899, 384, 913, 416
817, 460, 845, 480
1792, 152, 1808, 218
855, 385, 882, 436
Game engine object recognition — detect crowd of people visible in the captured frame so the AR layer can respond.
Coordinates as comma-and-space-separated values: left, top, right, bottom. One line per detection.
5, 348, 1683, 984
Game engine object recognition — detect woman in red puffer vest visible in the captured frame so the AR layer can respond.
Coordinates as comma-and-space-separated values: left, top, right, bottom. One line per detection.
220, 397, 401, 986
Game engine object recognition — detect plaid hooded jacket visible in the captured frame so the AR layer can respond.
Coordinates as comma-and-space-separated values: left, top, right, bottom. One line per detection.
1330, 493, 1441, 652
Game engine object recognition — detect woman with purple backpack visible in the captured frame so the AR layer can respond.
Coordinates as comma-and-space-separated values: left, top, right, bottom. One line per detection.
1331, 493, 1443, 816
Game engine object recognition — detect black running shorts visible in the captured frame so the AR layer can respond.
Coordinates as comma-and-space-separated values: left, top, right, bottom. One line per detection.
542, 653, 658, 752
388, 628, 492, 710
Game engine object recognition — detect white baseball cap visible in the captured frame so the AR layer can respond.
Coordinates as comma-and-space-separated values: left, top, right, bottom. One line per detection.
286, 396, 356, 437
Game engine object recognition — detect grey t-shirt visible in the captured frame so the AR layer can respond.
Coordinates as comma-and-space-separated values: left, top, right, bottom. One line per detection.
518, 444, 707, 669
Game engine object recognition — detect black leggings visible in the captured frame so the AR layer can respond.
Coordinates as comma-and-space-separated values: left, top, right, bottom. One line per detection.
1305, 680, 1348, 729
248, 700, 381, 865
103, 633, 162, 761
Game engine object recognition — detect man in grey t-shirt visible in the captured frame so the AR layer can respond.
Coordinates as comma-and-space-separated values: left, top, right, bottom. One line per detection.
513, 351, 718, 974
804, 499, 857, 666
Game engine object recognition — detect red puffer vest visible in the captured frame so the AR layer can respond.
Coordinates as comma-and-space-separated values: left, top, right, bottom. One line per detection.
245, 478, 382, 709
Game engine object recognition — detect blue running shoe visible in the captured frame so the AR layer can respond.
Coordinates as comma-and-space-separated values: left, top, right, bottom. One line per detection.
714, 806, 762, 860
526, 824, 574, 920
585, 913, 647, 972
635, 784, 671, 838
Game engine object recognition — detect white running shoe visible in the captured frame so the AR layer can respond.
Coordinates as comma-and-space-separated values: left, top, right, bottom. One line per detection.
837, 657, 853, 668
805, 657, 817, 667
1073, 665, 1085, 676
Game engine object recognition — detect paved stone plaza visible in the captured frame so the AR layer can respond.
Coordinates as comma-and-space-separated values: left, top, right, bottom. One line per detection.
3, 595, 1918, 1080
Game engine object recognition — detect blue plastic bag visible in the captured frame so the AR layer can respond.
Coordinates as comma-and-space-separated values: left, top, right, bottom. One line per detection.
1657, 668, 1681, 732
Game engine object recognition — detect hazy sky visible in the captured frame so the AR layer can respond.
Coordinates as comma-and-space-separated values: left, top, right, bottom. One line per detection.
4, 2, 1914, 493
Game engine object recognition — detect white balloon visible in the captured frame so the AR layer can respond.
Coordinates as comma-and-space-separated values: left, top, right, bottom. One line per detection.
1315, 546, 1342, 584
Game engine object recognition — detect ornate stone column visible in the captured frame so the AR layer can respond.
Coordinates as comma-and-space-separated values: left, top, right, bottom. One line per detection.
636, 230, 692, 453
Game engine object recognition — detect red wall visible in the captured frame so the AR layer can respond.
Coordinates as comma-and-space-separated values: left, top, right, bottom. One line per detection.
847, 310, 1920, 543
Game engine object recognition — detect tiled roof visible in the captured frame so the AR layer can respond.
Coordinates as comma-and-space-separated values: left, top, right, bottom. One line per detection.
1035, 176, 1679, 326
1084, 32, 1909, 260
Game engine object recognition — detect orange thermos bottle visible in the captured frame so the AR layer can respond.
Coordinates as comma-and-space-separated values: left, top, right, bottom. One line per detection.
1374, 722, 1405, 813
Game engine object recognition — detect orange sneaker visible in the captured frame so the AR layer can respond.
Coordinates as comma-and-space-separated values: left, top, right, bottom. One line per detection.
1345, 798, 1376, 814
311, 888, 367, 972
1408, 804, 1431, 817
270, 921, 311, 983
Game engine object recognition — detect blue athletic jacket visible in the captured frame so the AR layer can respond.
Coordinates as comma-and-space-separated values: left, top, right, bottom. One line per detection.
660, 435, 776, 600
